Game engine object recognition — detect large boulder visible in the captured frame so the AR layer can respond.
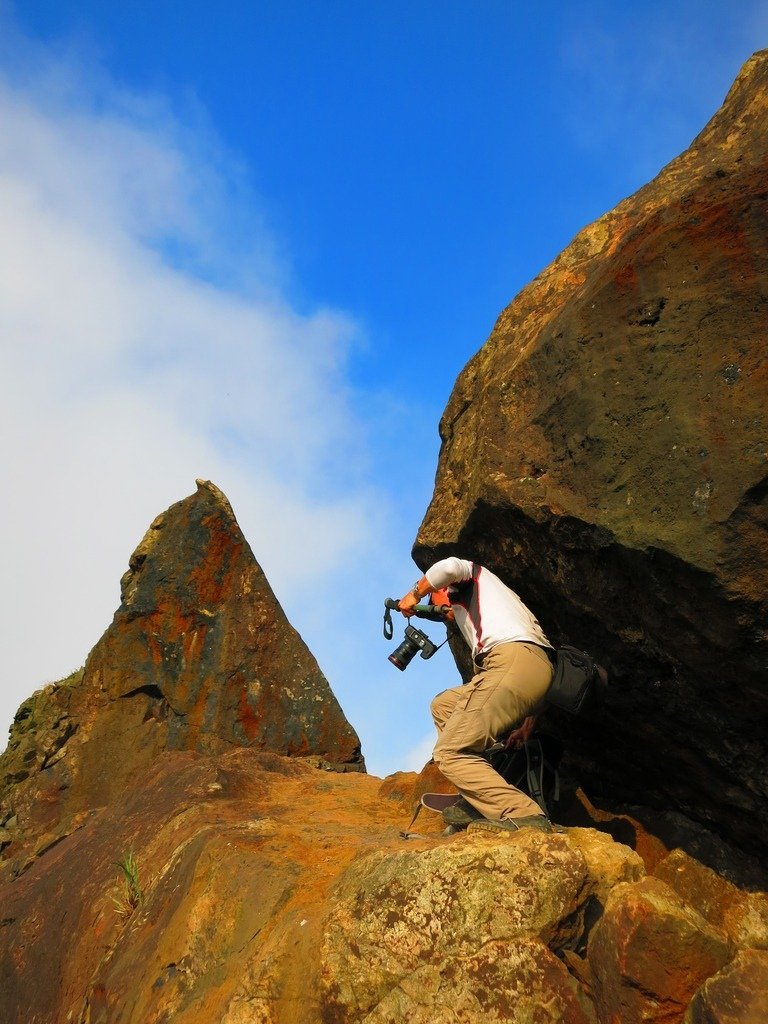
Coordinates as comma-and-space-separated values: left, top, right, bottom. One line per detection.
414, 51, 768, 856
0, 480, 363, 868
321, 827, 643, 1022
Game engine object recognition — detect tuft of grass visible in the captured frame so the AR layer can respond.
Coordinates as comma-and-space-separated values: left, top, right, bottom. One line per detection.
112, 851, 143, 918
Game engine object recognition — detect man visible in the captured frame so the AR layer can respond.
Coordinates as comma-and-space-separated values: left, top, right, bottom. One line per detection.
398, 556, 555, 833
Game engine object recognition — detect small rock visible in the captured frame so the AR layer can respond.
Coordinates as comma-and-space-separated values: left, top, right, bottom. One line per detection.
588, 876, 730, 1024
654, 848, 768, 949
685, 948, 768, 1023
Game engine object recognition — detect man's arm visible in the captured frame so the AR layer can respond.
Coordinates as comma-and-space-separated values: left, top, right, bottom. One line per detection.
397, 575, 431, 617
425, 557, 474, 590
397, 557, 474, 616
506, 715, 539, 749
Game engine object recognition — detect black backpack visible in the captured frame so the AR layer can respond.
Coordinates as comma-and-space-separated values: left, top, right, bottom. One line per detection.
546, 645, 608, 716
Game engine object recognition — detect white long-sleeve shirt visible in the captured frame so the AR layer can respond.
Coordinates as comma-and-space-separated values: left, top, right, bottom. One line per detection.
424, 557, 552, 661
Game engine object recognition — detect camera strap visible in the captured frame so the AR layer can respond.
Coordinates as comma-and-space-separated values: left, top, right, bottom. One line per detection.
383, 604, 394, 640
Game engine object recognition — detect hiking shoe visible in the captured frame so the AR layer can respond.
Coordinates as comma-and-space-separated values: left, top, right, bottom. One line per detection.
442, 824, 464, 837
442, 797, 484, 827
468, 815, 553, 835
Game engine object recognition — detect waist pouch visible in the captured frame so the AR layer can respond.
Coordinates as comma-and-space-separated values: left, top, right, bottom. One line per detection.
547, 645, 607, 715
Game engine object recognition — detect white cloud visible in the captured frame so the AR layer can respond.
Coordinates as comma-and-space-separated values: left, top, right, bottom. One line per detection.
0, 29, 383, 747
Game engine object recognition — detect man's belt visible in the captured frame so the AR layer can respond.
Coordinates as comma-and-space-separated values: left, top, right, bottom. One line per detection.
474, 641, 555, 669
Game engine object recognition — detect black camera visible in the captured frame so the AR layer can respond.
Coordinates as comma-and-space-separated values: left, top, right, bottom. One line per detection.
388, 624, 439, 671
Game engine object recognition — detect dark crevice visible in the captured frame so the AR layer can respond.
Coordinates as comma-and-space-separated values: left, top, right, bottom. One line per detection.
119, 684, 165, 701
440, 398, 472, 442
34, 833, 70, 859
740, 472, 768, 507
629, 296, 667, 326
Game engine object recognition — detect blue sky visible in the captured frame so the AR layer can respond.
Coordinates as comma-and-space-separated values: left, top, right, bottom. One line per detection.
1, 2, 766, 776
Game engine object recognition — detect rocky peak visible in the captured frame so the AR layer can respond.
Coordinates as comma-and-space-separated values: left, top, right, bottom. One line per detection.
0, 480, 363, 865
90, 478, 363, 767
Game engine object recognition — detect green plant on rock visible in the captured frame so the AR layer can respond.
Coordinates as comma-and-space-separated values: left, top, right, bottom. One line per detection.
112, 850, 143, 918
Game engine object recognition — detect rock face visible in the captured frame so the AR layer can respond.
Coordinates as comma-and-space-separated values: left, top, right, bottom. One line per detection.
414, 51, 768, 855
0, 750, 385, 1024
653, 848, 768, 949
2, 755, 765, 1024
0, 480, 363, 867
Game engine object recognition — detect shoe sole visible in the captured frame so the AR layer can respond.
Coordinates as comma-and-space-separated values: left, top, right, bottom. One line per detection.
442, 808, 484, 826
467, 819, 553, 835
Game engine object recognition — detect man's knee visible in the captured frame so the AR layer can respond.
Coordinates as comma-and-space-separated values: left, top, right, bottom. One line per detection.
433, 736, 472, 769
432, 743, 458, 781
433, 742, 485, 789
432, 733, 453, 769
430, 689, 457, 725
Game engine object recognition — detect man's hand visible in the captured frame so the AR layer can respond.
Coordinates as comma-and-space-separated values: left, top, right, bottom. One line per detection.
397, 591, 419, 617
506, 715, 538, 749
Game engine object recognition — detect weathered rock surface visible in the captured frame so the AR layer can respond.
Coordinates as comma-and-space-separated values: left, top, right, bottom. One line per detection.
1, 747, 766, 1023
0, 751, 387, 1024
414, 51, 768, 856
0, 480, 362, 866
352, 940, 597, 1024
654, 848, 768, 949
685, 948, 768, 1024
588, 876, 731, 1023
0, 748, 643, 1024
321, 826, 643, 1023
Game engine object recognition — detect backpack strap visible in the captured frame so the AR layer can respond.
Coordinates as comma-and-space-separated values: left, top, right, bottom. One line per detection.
524, 739, 545, 816
525, 738, 558, 820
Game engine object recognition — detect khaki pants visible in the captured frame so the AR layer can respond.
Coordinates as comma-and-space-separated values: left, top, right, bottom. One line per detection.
431, 642, 553, 821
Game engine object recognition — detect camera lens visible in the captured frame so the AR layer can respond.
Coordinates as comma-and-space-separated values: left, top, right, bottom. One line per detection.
388, 635, 420, 671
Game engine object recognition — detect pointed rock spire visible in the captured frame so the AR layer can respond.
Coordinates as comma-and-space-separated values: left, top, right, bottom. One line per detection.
1, 481, 363, 851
